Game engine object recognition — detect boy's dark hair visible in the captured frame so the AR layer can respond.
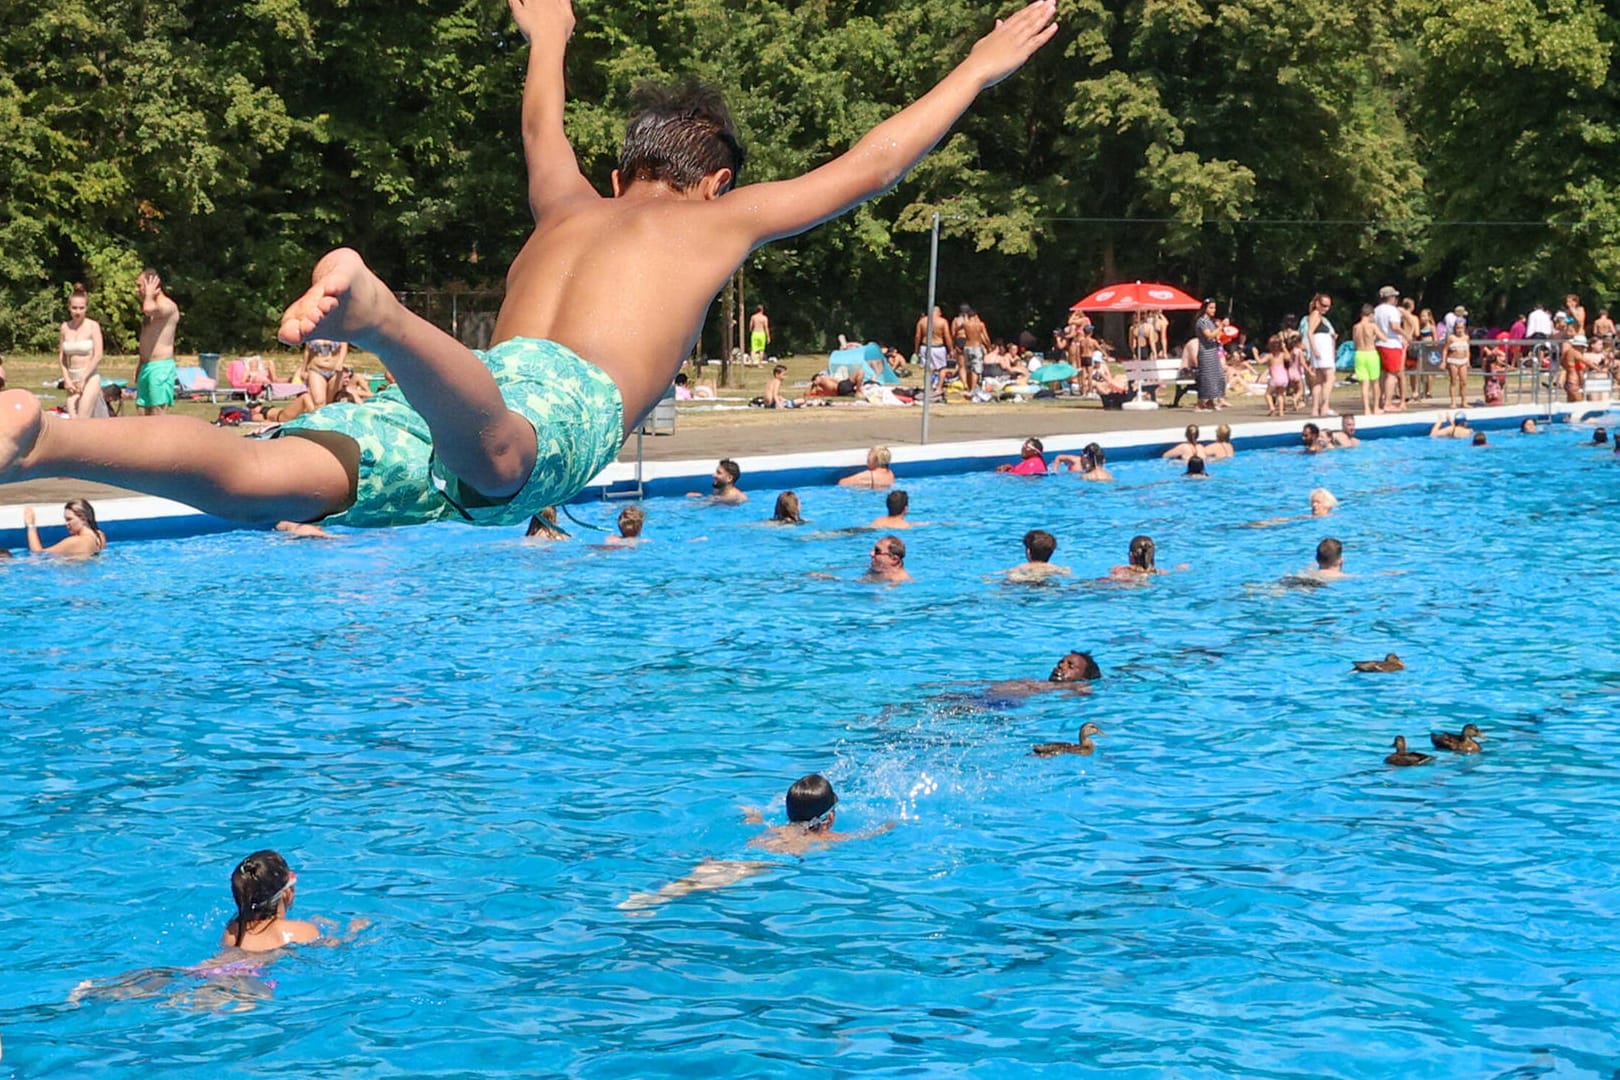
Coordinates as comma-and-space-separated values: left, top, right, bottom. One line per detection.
1023, 529, 1056, 562
1186, 455, 1206, 475
786, 773, 837, 823
1317, 537, 1343, 568
717, 458, 741, 483
619, 81, 746, 194
885, 489, 909, 515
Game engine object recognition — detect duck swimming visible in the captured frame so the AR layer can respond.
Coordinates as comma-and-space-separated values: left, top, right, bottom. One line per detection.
1033, 722, 1103, 757
1430, 723, 1484, 753
1385, 735, 1434, 767
1352, 653, 1406, 673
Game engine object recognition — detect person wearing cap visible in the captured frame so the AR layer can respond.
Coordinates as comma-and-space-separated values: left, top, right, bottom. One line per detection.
1429, 411, 1473, 439
1373, 285, 1407, 412
997, 437, 1048, 475
1560, 334, 1588, 402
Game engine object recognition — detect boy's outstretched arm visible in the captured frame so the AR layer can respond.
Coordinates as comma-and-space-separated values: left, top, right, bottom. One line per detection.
510, 0, 598, 218
720, 0, 1058, 248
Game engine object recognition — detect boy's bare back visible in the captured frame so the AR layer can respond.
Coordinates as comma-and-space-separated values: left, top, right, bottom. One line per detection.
499, 0, 1058, 432
496, 197, 749, 432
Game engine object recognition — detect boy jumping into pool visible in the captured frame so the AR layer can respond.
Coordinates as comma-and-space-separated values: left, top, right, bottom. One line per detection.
0, 0, 1058, 527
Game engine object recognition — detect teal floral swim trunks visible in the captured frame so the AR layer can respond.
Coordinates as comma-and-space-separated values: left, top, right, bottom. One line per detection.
275, 337, 624, 528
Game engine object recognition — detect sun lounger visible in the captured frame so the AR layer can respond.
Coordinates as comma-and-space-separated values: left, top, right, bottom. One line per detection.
176, 365, 245, 404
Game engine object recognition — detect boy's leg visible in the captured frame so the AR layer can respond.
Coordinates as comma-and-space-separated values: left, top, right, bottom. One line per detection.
278, 249, 537, 499
0, 390, 352, 523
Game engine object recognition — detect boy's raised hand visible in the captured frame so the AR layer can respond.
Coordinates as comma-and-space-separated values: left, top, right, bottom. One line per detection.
509, 0, 574, 45
965, 0, 1060, 87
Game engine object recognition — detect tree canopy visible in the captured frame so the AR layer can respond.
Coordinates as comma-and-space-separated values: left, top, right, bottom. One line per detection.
2, 0, 1615, 353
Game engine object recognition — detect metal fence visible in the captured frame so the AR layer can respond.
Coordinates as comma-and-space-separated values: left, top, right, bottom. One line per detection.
396, 289, 505, 351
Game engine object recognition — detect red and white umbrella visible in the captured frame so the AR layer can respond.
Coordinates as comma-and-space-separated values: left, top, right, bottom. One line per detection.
1071, 282, 1203, 312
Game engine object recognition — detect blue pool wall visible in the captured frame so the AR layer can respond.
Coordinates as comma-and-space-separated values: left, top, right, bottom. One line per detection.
0, 401, 1607, 551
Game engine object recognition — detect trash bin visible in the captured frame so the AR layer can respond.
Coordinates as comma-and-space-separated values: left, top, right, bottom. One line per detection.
643, 383, 678, 435
198, 352, 221, 380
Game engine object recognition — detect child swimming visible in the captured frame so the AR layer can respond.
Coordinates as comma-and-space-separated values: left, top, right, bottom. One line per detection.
618, 774, 895, 913
0, 0, 1059, 530
68, 849, 351, 1008
223, 849, 320, 951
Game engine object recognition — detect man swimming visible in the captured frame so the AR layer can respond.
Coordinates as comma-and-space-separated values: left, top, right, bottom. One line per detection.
0, 0, 1060, 528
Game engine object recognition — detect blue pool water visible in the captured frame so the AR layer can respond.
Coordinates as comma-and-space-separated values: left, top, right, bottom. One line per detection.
5, 427, 1620, 1077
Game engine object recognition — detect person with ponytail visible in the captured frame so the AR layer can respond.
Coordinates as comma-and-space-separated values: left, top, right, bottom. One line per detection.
23, 498, 107, 556
224, 850, 321, 951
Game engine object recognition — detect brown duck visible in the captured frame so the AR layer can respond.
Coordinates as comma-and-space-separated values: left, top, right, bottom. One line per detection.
1385, 735, 1434, 767
1352, 653, 1406, 673
1430, 724, 1484, 753
1033, 722, 1103, 757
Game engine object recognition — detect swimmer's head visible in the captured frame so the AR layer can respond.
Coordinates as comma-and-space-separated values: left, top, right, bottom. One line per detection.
1084, 442, 1106, 467
713, 459, 741, 491
618, 80, 746, 196
772, 490, 802, 523
63, 498, 99, 536
618, 505, 645, 538
1185, 424, 1200, 443
230, 850, 295, 947
1049, 650, 1101, 683
1471, 430, 1488, 446
1520, 418, 1538, 434
785, 773, 837, 829
1021, 437, 1044, 458
1595, 427, 1609, 444
1216, 423, 1232, 442
1309, 488, 1338, 516
868, 446, 892, 469
1185, 455, 1206, 476
885, 489, 909, 516
1316, 536, 1344, 570
1301, 423, 1321, 445
1023, 528, 1056, 563
1129, 534, 1156, 570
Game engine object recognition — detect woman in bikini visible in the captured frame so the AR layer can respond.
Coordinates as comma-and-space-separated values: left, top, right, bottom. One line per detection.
1443, 322, 1472, 409
299, 339, 350, 408
58, 285, 106, 419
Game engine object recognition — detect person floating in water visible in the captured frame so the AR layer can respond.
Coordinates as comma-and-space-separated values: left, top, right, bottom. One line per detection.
0, 0, 1060, 530
618, 774, 894, 913
979, 649, 1101, 703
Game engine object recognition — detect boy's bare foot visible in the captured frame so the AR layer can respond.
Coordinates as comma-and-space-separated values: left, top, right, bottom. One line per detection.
277, 248, 397, 349
0, 390, 43, 482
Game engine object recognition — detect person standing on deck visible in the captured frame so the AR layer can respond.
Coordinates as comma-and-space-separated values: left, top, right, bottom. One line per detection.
1373, 286, 1407, 414
1352, 304, 1380, 416
953, 304, 991, 394
135, 269, 180, 416
748, 305, 771, 364
915, 306, 952, 397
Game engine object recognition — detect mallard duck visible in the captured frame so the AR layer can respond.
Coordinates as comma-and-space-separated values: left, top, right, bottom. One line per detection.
1430, 724, 1484, 753
1352, 653, 1406, 673
1033, 722, 1103, 757
1385, 735, 1434, 767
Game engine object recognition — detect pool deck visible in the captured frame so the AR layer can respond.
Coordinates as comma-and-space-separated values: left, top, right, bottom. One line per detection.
0, 391, 1605, 546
